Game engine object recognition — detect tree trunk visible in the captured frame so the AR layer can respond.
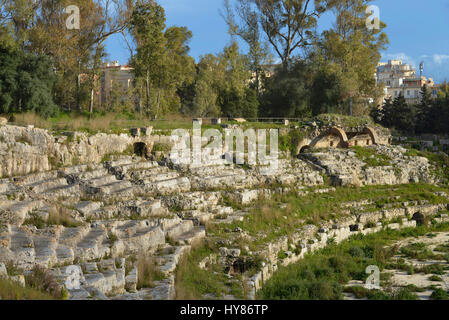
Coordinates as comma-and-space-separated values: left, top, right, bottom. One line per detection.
89, 88, 94, 113
145, 70, 151, 115
156, 69, 162, 118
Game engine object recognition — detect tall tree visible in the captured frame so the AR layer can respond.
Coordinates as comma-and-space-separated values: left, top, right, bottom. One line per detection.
129, 0, 166, 116
415, 84, 434, 134
155, 26, 195, 116
223, 0, 337, 66
260, 59, 312, 117
314, 0, 389, 115
0, 45, 58, 117
222, 0, 272, 95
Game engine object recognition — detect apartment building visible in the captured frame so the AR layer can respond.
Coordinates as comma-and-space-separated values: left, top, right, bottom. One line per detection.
99, 61, 134, 107
376, 60, 439, 104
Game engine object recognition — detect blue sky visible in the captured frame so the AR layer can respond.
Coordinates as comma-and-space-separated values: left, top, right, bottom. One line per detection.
105, 0, 449, 82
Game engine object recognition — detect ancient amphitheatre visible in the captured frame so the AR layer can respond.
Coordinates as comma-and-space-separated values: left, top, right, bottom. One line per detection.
1, 114, 449, 300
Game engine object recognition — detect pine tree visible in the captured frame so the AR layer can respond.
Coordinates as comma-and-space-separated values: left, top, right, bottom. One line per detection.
415, 84, 434, 133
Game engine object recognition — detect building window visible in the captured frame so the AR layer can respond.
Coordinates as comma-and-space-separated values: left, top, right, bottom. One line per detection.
407, 90, 410, 96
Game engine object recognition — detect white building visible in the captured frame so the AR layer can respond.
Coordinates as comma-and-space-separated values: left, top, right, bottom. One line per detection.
376, 60, 439, 104
100, 61, 134, 107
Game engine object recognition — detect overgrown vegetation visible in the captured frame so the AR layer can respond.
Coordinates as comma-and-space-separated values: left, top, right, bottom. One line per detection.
175, 240, 244, 299
0, 265, 65, 300
23, 206, 81, 229
404, 148, 449, 183
258, 223, 449, 300
0, 277, 56, 300
136, 254, 166, 289
352, 146, 392, 167
210, 183, 449, 247
176, 183, 449, 299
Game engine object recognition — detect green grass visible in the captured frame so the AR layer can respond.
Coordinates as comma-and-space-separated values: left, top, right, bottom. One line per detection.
175, 240, 234, 299
0, 278, 56, 300
315, 114, 375, 128
399, 242, 441, 261
152, 143, 171, 152
344, 286, 418, 300
177, 182, 449, 300
404, 148, 449, 183
0, 265, 66, 300
136, 255, 166, 289
430, 288, 449, 300
352, 146, 392, 167
428, 275, 443, 282
209, 183, 449, 248
257, 223, 449, 300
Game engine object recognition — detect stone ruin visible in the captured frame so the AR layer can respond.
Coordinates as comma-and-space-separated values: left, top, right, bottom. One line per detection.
298, 125, 392, 154
0, 118, 444, 300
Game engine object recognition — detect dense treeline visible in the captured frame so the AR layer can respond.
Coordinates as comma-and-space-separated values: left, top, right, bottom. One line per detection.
0, 0, 388, 120
371, 83, 449, 135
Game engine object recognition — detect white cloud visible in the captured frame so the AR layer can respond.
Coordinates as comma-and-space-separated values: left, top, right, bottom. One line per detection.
381, 53, 449, 83
381, 52, 416, 67
432, 54, 449, 65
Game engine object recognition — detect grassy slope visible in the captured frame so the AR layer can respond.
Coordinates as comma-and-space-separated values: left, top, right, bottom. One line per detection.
258, 223, 449, 300
175, 183, 449, 299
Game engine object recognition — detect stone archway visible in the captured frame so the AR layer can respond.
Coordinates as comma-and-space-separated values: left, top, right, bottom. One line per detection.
299, 145, 311, 153
363, 127, 378, 145
329, 127, 349, 148
412, 212, 427, 226
133, 142, 149, 158
308, 127, 349, 149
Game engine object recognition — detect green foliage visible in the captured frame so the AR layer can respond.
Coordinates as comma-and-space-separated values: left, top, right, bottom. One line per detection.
313, 0, 389, 116
374, 95, 416, 133
0, 277, 55, 300
260, 61, 312, 118
372, 83, 449, 136
430, 288, 449, 300
344, 286, 418, 300
279, 129, 307, 156
219, 87, 259, 118
136, 255, 166, 289
25, 266, 65, 299
0, 46, 58, 117
428, 275, 443, 282
310, 68, 344, 115
258, 224, 449, 300
152, 143, 171, 152
352, 146, 392, 167
175, 241, 232, 299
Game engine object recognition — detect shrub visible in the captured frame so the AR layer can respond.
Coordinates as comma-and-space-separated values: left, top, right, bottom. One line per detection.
47, 206, 80, 228
349, 246, 365, 258
430, 288, 449, 300
24, 266, 65, 299
136, 254, 166, 289
428, 275, 443, 282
